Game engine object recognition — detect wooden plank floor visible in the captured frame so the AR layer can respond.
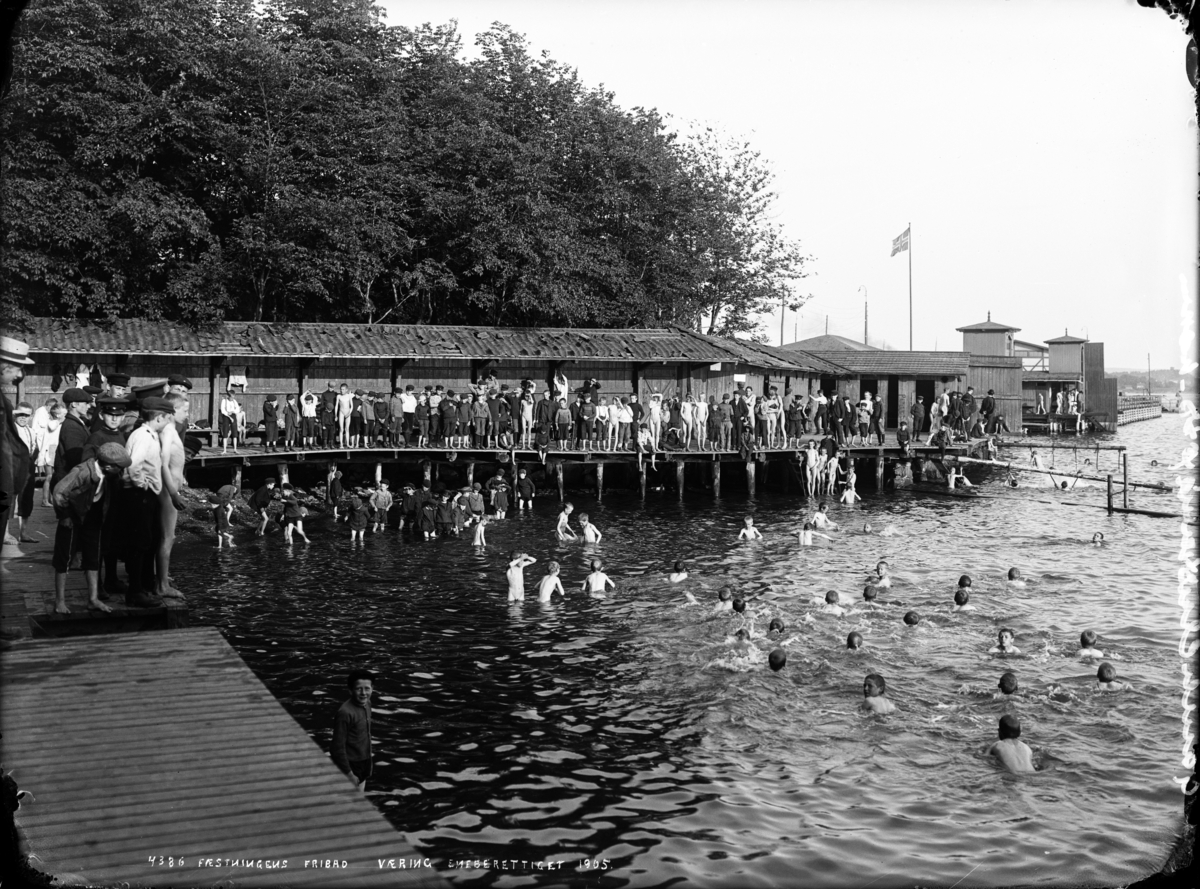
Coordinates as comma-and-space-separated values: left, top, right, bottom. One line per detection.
1, 500, 186, 639
1, 627, 446, 888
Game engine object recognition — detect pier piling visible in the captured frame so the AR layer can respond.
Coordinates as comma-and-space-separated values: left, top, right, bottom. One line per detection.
374, 462, 383, 485
556, 460, 565, 501
596, 462, 604, 500
276, 462, 289, 485
1122, 453, 1128, 509
231, 463, 242, 491
712, 461, 721, 497
676, 461, 685, 499
746, 460, 756, 498
1107, 474, 1114, 515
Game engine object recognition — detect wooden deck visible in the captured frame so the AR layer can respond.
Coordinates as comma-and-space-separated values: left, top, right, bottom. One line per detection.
1, 501, 186, 640
1, 627, 446, 888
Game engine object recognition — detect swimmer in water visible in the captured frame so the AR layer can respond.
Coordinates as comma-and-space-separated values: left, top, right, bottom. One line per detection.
821, 590, 846, 617
862, 585, 880, 606
989, 714, 1036, 773
768, 617, 786, 635
997, 671, 1019, 696
537, 561, 566, 602
861, 673, 895, 714
990, 627, 1021, 655
738, 516, 763, 540
581, 559, 615, 598
958, 574, 972, 591
577, 512, 602, 543
879, 524, 898, 537
903, 610, 921, 627
1096, 662, 1132, 692
768, 648, 787, 672
732, 597, 747, 614
506, 551, 537, 603
952, 589, 975, 613
870, 560, 892, 588
862, 522, 873, 534
712, 587, 734, 614
1077, 630, 1104, 660
812, 502, 839, 531
798, 521, 833, 546
555, 502, 577, 541
668, 560, 688, 583
847, 631, 864, 650
472, 514, 490, 546
1006, 567, 1025, 586
1092, 532, 1104, 546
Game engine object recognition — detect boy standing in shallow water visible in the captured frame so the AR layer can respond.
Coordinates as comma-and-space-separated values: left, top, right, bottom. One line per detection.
538, 561, 567, 601
578, 512, 602, 543
556, 502, 576, 540
989, 714, 1036, 773
507, 551, 537, 602
861, 673, 895, 713
582, 559, 615, 597
331, 669, 374, 790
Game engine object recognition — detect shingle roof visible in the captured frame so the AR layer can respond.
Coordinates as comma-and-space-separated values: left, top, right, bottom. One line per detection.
804, 350, 971, 377
781, 334, 880, 352
25, 319, 742, 364
676, 330, 848, 374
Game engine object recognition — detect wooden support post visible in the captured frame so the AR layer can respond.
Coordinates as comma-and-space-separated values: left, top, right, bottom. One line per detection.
1107, 474, 1114, 515
712, 461, 721, 497
676, 460, 685, 499
596, 462, 604, 500
277, 463, 289, 486
208, 356, 224, 430
422, 460, 432, 489
556, 460, 565, 501
639, 466, 647, 500
433, 462, 440, 481
746, 460, 756, 498
1122, 452, 1128, 509
374, 462, 383, 485
876, 449, 884, 488
231, 463, 242, 492
466, 462, 475, 489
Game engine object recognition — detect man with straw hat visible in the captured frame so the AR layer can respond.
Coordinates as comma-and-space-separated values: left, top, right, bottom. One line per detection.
1, 335, 35, 546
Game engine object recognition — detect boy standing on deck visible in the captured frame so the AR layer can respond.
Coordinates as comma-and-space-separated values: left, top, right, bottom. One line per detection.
262, 394, 279, 452
331, 669, 374, 790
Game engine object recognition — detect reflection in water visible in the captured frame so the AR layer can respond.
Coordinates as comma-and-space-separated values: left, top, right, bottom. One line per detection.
176, 421, 1186, 887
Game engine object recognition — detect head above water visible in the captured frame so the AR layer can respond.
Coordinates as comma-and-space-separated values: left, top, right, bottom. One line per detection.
768, 617, 785, 634
1092, 532, 1104, 543
903, 611, 921, 626
732, 598, 746, 613
1007, 567, 1022, 580
548, 561, 561, 574
673, 560, 684, 572
825, 590, 839, 604
954, 589, 970, 606
863, 585, 878, 601
718, 587, 733, 602
1097, 662, 1117, 683
803, 521, 813, 531
847, 631, 863, 650
863, 673, 886, 697
998, 714, 1021, 740
958, 574, 972, 589
1080, 630, 1098, 649
591, 559, 602, 571
768, 648, 787, 672
998, 671, 1019, 695
735, 628, 749, 641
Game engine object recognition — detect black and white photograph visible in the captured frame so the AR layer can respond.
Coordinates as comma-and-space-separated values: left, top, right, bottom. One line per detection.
1, 1, 1196, 887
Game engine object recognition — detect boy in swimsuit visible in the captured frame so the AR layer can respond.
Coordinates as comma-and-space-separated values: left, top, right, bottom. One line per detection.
997, 671, 1019, 696
515, 468, 536, 510
507, 551, 537, 602
581, 559, 615, 597
846, 631, 864, 650
556, 502, 576, 540
768, 648, 787, 672
798, 521, 832, 546
537, 561, 566, 602
861, 673, 895, 714
712, 587, 734, 614
578, 513, 602, 543
990, 628, 1020, 655
668, 560, 688, 583
738, 516, 763, 540
989, 715, 1036, 773
1077, 630, 1105, 659
903, 611, 921, 626
812, 502, 838, 531
1096, 662, 1132, 692
472, 514, 490, 546
870, 560, 892, 588
821, 590, 847, 616
1007, 567, 1025, 586
952, 589, 975, 613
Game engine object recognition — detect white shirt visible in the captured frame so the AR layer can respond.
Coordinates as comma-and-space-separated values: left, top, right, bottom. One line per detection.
400, 392, 417, 414
301, 394, 318, 418
125, 425, 163, 493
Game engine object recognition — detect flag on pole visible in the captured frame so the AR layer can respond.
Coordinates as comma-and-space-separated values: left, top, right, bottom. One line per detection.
891, 227, 910, 256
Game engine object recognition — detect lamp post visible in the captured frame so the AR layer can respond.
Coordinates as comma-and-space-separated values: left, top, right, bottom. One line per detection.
859, 286, 867, 346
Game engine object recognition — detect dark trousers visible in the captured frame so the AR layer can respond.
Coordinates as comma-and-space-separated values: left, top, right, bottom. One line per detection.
264, 421, 278, 448
869, 418, 885, 444
125, 488, 160, 593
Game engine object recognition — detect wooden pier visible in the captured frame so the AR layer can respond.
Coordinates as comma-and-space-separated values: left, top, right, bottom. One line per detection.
184, 435, 993, 499
0, 627, 446, 888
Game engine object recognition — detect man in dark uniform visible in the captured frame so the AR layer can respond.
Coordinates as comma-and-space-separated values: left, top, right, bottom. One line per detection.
83, 397, 131, 596
961, 387, 977, 436
830, 390, 847, 445
52, 388, 95, 492
868, 392, 885, 445
909, 395, 926, 437
321, 381, 339, 448
981, 389, 997, 434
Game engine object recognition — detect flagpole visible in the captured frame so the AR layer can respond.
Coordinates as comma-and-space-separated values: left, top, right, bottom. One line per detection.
908, 221, 912, 350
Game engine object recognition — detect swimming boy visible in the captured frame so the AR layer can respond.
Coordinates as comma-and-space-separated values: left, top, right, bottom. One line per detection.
990, 627, 1020, 655
768, 617, 785, 635
668, 560, 688, 583
952, 589, 975, 613
768, 649, 787, 672
903, 611, 921, 626
712, 587, 734, 613
1092, 532, 1104, 546
846, 631, 864, 650
555, 502, 577, 540
506, 551, 537, 603
821, 590, 846, 616
997, 671, 1019, 696
988, 715, 1036, 773
581, 560, 615, 597
538, 561, 566, 602
1006, 567, 1025, 586
472, 514, 490, 546
812, 502, 839, 531
1095, 662, 1132, 692
738, 516, 763, 540
1077, 630, 1104, 659
331, 669, 374, 790
870, 560, 892, 588
958, 574, 972, 591
861, 673, 896, 714
798, 521, 832, 546
578, 512, 602, 543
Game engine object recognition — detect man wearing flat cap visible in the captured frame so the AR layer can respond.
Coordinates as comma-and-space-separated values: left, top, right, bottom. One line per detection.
166, 374, 192, 395
50, 387, 94, 495
83, 397, 132, 598
132, 379, 168, 401
106, 372, 132, 399
0, 335, 35, 545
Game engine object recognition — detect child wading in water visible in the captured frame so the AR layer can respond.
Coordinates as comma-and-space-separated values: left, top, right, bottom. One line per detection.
861, 673, 896, 714
578, 512, 602, 543
582, 559, 615, 598
738, 516, 763, 540
473, 514, 490, 546
507, 551, 537, 603
348, 494, 369, 543
990, 627, 1021, 655
538, 561, 566, 601
212, 484, 237, 549
556, 502, 577, 541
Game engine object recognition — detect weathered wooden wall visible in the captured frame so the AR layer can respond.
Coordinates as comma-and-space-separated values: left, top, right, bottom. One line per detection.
966, 357, 1023, 431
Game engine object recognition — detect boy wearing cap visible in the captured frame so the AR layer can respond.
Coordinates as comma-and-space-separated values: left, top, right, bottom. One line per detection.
1, 337, 36, 545
9, 402, 38, 543
212, 485, 237, 549
283, 393, 299, 449
51, 442, 131, 613
123, 397, 174, 605
371, 391, 389, 446
51, 388, 95, 492
156, 392, 189, 601
167, 374, 193, 396
262, 394, 280, 452
320, 382, 338, 448
352, 389, 368, 448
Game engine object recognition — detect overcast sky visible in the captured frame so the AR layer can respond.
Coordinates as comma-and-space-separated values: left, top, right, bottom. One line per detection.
382, 0, 1195, 369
